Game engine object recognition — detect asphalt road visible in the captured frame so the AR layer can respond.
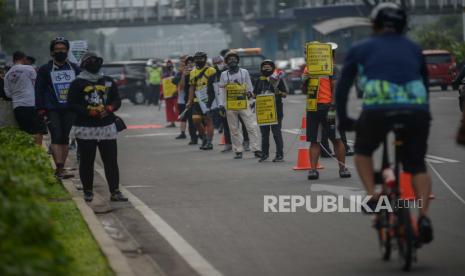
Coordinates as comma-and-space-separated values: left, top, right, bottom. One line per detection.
110, 88, 465, 276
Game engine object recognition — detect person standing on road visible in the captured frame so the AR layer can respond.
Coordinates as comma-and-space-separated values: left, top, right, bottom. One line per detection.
180, 56, 199, 144
146, 60, 162, 106
219, 51, 261, 159
161, 60, 178, 128
187, 52, 216, 150
174, 55, 189, 139
303, 43, 351, 180
253, 60, 287, 162
35, 37, 80, 179
336, 3, 433, 243
68, 52, 128, 203
4, 51, 47, 145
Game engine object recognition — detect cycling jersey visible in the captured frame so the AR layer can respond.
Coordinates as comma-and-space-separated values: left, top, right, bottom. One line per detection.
336, 33, 429, 119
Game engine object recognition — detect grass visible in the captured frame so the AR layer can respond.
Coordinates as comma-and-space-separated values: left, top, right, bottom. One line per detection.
47, 184, 114, 276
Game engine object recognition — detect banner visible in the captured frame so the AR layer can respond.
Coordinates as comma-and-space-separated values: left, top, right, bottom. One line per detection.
256, 94, 278, 126
305, 42, 333, 76
306, 78, 320, 112
162, 77, 177, 98
225, 83, 247, 111
68, 40, 88, 64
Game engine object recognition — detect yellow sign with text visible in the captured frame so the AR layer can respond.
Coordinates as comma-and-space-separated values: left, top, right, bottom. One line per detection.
226, 83, 247, 110
306, 77, 320, 112
162, 77, 177, 98
256, 94, 278, 126
305, 42, 333, 76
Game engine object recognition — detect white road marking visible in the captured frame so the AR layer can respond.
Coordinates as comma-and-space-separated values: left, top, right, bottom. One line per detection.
282, 128, 301, 135
437, 96, 456, 100
285, 99, 302, 104
124, 185, 154, 188
426, 161, 465, 206
424, 158, 443, 164
115, 113, 131, 118
311, 184, 365, 204
94, 165, 223, 276
125, 133, 178, 138
426, 155, 460, 163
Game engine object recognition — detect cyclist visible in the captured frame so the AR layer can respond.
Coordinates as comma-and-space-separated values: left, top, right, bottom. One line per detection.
36, 37, 80, 179
336, 3, 433, 244
187, 51, 216, 150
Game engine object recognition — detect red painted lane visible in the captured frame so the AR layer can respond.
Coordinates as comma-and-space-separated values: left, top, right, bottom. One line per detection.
127, 124, 164, 130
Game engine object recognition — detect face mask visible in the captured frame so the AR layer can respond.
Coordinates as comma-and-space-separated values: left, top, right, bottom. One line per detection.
84, 62, 102, 74
227, 61, 238, 72
216, 63, 225, 71
54, 52, 68, 63
195, 60, 206, 69
261, 69, 273, 77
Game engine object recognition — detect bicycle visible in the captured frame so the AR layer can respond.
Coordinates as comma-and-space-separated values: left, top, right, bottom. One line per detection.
373, 121, 419, 271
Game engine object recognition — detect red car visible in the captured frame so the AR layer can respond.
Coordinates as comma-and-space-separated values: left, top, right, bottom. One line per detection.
423, 50, 458, 91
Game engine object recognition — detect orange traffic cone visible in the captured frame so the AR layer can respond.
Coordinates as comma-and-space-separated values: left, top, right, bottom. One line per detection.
293, 148, 323, 170
218, 134, 226, 145
299, 116, 307, 142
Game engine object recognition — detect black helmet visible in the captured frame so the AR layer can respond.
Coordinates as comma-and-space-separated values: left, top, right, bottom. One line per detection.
370, 3, 407, 33
184, 55, 194, 64
224, 51, 240, 63
193, 51, 207, 59
260, 59, 276, 71
49, 36, 70, 52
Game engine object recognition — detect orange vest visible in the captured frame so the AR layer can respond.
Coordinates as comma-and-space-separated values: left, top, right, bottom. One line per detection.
303, 67, 333, 104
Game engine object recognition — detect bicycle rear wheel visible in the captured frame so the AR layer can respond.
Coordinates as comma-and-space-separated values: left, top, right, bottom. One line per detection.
376, 211, 391, 260
396, 206, 416, 271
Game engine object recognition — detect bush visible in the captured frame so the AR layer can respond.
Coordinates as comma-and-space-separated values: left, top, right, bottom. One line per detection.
0, 127, 71, 276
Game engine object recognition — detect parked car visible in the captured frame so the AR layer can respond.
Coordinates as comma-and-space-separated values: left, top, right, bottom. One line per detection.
423, 50, 458, 91
285, 57, 306, 94
101, 61, 148, 105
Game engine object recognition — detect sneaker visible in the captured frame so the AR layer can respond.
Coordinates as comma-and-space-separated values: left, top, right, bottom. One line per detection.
307, 169, 319, 180
175, 133, 187, 139
84, 191, 93, 202
203, 142, 213, 150
254, 151, 262, 158
55, 168, 74, 179
258, 154, 269, 162
339, 167, 352, 178
272, 155, 284, 162
221, 144, 232, 152
199, 138, 208, 150
188, 140, 198, 145
243, 140, 251, 151
418, 216, 433, 244
110, 191, 128, 202
166, 122, 176, 128
234, 152, 243, 159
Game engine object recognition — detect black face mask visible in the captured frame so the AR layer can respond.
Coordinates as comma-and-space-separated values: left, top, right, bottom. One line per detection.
195, 60, 206, 69
227, 61, 238, 72
84, 62, 102, 74
261, 69, 273, 77
54, 52, 68, 63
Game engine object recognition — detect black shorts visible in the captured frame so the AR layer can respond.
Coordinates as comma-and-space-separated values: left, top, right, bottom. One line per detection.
355, 110, 431, 174
14, 106, 47, 135
306, 105, 340, 143
192, 102, 204, 118
178, 103, 187, 122
46, 109, 75, 145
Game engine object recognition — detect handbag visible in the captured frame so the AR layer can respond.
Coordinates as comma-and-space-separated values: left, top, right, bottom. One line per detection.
114, 116, 127, 132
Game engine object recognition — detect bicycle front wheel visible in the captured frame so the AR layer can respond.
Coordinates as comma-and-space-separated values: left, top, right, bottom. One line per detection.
396, 206, 416, 271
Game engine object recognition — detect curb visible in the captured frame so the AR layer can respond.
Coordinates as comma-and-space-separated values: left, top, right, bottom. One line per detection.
61, 179, 136, 276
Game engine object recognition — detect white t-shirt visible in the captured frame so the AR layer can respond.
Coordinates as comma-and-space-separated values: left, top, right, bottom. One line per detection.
4, 64, 37, 109
218, 68, 253, 107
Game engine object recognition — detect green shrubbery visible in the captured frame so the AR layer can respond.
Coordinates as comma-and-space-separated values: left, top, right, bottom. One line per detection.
0, 127, 71, 275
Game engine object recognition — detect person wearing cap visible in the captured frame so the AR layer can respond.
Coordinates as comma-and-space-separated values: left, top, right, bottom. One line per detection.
161, 60, 178, 128
4, 51, 47, 144
335, 3, 433, 243
68, 52, 128, 203
253, 60, 287, 162
187, 52, 216, 150
35, 37, 80, 179
303, 42, 351, 180
219, 51, 261, 159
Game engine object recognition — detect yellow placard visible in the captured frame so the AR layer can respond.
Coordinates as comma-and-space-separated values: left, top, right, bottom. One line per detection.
306, 77, 320, 112
256, 94, 278, 126
162, 77, 177, 98
305, 42, 333, 76
226, 83, 247, 110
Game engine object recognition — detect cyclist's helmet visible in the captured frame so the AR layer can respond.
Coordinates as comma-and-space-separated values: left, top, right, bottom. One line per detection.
50, 37, 70, 52
260, 59, 276, 71
193, 51, 207, 59
224, 51, 240, 63
370, 2, 407, 34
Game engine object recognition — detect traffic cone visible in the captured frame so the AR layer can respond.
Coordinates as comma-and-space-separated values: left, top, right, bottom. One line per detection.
293, 147, 323, 170
218, 134, 226, 145
400, 172, 415, 200
299, 116, 307, 141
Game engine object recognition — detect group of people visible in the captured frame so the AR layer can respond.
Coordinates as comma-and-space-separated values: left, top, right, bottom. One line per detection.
1, 38, 127, 203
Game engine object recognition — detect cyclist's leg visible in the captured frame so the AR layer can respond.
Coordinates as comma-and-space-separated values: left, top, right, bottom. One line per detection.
354, 111, 386, 195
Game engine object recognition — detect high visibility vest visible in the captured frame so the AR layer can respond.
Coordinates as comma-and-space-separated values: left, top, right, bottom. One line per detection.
148, 67, 161, 85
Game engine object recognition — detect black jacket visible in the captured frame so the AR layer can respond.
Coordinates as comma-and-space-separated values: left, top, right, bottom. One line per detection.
68, 76, 121, 127
253, 76, 287, 119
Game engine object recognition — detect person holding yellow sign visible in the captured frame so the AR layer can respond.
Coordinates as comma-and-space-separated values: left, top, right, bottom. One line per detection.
161, 60, 178, 128
253, 60, 287, 162
219, 51, 261, 159
303, 42, 351, 180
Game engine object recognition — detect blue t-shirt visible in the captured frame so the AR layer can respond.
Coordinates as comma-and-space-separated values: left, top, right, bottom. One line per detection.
336, 33, 429, 118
